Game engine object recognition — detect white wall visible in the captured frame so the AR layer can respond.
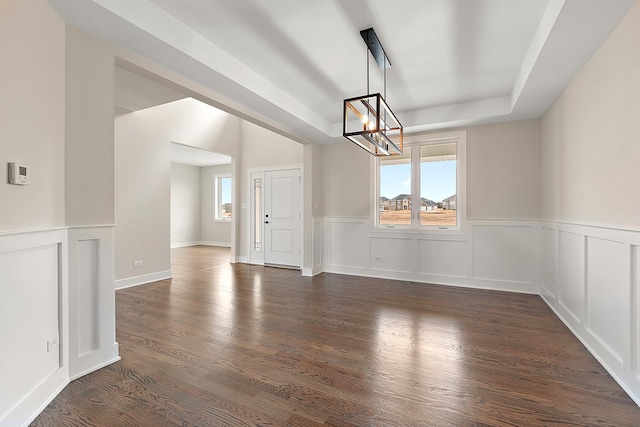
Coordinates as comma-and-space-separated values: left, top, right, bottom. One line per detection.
304, 143, 324, 275
201, 164, 232, 247
116, 97, 307, 283
64, 23, 119, 386
322, 141, 372, 218
115, 98, 241, 286
322, 123, 542, 293
65, 26, 115, 226
0, 2, 67, 425
467, 119, 540, 220
115, 110, 171, 285
540, 1, 640, 405
170, 162, 234, 249
239, 120, 305, 169
238, 120, 304, 261
0, 0, 65, 232
0, 2, 119, 426
541, 3, 640, 229
323, 119, 541, 220
171, 162, 201, 247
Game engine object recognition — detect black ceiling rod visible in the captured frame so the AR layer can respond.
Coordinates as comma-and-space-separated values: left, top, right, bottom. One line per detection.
360, 27, 391, 70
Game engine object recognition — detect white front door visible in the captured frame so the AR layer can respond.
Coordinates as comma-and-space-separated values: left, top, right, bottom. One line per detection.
263, 169, 302, 268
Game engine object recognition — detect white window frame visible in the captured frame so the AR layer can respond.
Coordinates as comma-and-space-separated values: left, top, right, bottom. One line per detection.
214, 174, 232, 221
374, 130, 466, 234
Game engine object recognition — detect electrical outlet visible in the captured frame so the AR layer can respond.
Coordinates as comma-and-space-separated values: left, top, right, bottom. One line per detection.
47, 336, 59, 352
133, 260, 143, 267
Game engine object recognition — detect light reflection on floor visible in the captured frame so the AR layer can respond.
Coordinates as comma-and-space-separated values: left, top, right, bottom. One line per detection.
372, 307, 464, 420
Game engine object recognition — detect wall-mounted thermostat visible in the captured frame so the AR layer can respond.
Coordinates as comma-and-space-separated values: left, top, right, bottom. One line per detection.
8, 162, 30, 185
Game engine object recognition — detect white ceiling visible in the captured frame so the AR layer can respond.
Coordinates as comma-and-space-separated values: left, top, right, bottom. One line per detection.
49, 0, 635, 145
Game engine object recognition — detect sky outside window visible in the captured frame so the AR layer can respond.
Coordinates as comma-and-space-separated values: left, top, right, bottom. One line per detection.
420, 160, 456, 202
221, 177, 231, 205
380, 160, 455, 202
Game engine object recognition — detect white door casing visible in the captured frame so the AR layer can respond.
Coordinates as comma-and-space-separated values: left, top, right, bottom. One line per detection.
249, 171, 264, 265
263, 169, 302, 268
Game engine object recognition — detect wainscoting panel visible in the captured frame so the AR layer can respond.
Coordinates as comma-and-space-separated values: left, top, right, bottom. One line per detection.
541, 227, 558, 300
635, 245, 640, 381
558, 230, 585, 325
417, 239, 466, 278
586, 237, 629, 366
77, 239, 99, 356
325, 218, 368, 270
0, 229, 68, 427
313, 218, 323, 275
473, 224, 536, 284
541, 222, 640, 406
302, 218, 324, 277
370, 237, 415, 274
323, 218, 538, 292
68, 226, 119, 380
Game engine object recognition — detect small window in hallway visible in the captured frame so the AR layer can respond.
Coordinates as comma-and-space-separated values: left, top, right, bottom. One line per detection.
215, 175, 232, 220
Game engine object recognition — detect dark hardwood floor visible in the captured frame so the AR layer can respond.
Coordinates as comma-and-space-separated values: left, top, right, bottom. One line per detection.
32, 245, 640, 426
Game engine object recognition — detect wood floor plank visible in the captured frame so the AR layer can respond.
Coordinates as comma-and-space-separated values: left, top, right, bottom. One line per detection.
32, 245, 640, 426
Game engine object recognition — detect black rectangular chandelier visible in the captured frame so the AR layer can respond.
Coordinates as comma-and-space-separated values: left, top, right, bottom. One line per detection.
343, 28, 403, 156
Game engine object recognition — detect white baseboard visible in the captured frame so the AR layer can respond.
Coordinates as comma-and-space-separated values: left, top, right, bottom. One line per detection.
198, 241, 231, 248
115, 270, 172, 290
170, 241, 200, 248
171, 241, 231, 248
69, 355, 121, 381
302, 266, 323, 277
0, 368, 68, 427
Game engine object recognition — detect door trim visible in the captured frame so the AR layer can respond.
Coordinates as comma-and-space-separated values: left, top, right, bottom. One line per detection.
247, 164, 303, 267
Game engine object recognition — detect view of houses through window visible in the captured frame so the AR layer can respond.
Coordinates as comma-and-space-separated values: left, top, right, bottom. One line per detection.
379, 141, 457, 227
